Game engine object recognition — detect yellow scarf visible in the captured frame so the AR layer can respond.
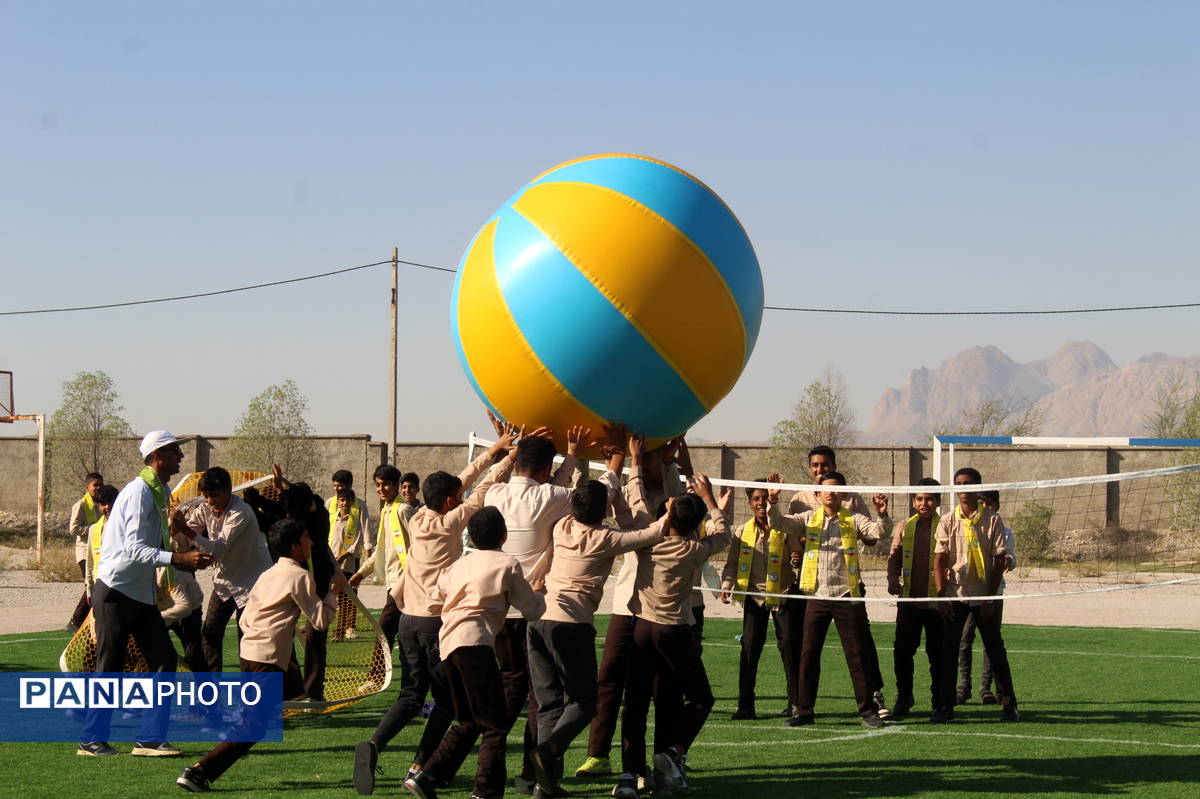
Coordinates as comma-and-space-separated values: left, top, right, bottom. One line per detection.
139, 466, 176, 588
81, 493, 100, 525
801, 506, 861, 597
88, 516, 106, 576
901, 513, 939, 597
327, 497, 361, 559
955, 504, 987, 579
735, 518, 785, 607
374, 501, 409, 586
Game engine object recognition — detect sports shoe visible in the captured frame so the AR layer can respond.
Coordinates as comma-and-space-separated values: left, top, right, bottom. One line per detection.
891, 695, 914, 719
515, 775, 536, 794
531, 743, 561, 795
653, 749, 688, 795
1000, 705, 1021, 722
787, 713, 814, 727
354, 740, 380, 795
575, 756, 613, 777
638, 773, 654, 793
980, 690, 999, 705
955, 686, 970, 705
729, 708, 756, 720
861, 713, 887, 729
176, 765, 212, 792
403, 770, 439, 799
873, 690, 892, 720
132, 741, 183, 757
777, 706, 792, 717
77, 741, 118, 757
611, 773, 639, 799
930, 707, 954, 724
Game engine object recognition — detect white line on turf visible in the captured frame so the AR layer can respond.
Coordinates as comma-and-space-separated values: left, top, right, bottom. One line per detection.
1008, 648, 1200, 660
900, 728, 1200, 750
0, 637, 68, 645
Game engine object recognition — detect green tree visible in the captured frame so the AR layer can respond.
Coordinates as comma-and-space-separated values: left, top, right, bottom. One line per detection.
225, 380, 318, 483
48, 371, 135, 501
769, 365, 857, 479
1143, 373, 1200, 438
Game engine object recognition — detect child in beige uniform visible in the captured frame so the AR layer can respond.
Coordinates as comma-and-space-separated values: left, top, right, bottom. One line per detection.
617, 475, 731, 799
176, 519, 342, 792
404, 507, 545, 799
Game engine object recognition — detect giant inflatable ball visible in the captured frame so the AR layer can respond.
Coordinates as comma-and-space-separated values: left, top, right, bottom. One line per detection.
452, 153, 763, 452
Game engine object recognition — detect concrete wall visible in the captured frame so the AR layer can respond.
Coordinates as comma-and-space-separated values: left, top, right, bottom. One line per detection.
4, 437, 1197, 554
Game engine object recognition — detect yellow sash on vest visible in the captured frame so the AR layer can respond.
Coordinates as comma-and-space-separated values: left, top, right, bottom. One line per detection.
955, 505, 987, 579
88, 516, 106, 576
901, 513, 939, 598
800, 507, 861, 597
139, 466, 176, 588
81, 493, 100, 526
374, 502, 409, 585
327, 497, 361, 559
735, 518, 784, 607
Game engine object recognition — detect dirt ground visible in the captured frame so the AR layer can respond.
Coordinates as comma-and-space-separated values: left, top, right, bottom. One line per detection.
1, 563, 1197, 638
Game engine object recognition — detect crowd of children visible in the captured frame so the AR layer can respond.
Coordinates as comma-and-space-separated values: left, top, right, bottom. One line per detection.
64, 424, 1019, 798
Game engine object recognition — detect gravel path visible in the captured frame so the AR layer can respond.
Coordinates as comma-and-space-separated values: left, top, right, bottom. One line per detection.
2, 568, 1197, 637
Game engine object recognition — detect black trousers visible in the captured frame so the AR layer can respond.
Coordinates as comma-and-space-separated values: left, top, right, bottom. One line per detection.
940, 602, 1017, 711
736, 595, 803, 712
528, 620, 597, 759
372, 614, 453, 768
196, 658, 305, 782
379, 593, 401, 655
202, 593, 245, 673
495, 618, 539, 780
423, 646, 510, 799
893, 604, 943, 708
169, 606, 208, 673
959, 600, 1005, 694
70, 560, 90, 628
796, 599, 878, 718
621, 618, 714, 778
82, 581, 176, 743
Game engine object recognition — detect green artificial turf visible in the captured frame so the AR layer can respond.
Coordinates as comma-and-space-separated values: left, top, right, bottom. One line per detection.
0, 617, 1197, 798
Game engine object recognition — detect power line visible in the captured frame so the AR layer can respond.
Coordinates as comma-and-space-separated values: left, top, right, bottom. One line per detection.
1, 254, 1196, 317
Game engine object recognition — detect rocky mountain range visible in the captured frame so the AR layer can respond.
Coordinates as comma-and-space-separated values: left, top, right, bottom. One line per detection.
862, 341, 1200, 445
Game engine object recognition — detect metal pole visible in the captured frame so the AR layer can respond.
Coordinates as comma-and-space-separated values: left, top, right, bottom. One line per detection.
389, 247, 399, 466
13, 414, 46, 565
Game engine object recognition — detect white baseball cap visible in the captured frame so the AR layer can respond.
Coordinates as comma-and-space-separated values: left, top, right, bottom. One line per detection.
139, 430, 187, 460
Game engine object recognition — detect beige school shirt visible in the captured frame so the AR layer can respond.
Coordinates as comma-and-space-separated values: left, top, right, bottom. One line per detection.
70, 495, 101, 564
327, 495, 373, 568
788, 488, 871, 517
542, 514, 666, 625
934, 506, 1007, 602
886, 515, 937, 607
630, 508, 732, 627
394, 451, 515, 618
769, 504, 881, 598
353, 500, 418, 587
720, 516, 800, 606
432, 548, 546, 660
239, 556, 337, 668
186, 494, 272, 608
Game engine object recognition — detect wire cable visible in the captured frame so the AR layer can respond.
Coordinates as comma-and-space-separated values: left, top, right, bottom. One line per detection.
2, 253, 1196, 317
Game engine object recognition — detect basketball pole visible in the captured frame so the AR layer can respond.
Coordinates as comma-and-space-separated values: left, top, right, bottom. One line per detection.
389, 247, 398, 466
12, 413, 45, 565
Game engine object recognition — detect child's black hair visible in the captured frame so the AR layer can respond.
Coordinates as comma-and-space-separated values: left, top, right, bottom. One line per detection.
467, 506, 507, 550
269, 518, 308, 560
198, 466, 232, 493
571, 480, 608, 525
423, 471, 463, 512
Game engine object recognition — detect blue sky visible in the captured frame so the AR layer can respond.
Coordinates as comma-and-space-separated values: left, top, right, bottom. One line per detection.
3, 2, 1197, 445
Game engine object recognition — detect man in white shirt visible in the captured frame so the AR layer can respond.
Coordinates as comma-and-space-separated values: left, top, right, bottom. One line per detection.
79, 431, 212, 758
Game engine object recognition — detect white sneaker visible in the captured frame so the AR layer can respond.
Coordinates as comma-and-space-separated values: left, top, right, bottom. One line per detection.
653, 750, 688, 795
874, 690, 892, 720
612, 773, 639, 799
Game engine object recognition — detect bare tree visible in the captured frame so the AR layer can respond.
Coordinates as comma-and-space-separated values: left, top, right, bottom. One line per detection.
771, 365, 858, 449
225, 380, 319, 483
1144, 373, 1200, 438
48, 371, 135, 501
933, 395, 1046, 438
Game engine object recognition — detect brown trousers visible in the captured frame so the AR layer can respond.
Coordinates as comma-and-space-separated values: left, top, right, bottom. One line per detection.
796, 599, 879, 718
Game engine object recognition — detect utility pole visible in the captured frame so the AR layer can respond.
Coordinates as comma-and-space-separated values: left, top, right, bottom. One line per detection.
12, 414, 45, 564
389, 247, 398, 466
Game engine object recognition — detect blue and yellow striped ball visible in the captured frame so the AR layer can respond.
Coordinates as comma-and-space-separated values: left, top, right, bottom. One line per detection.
451, 153, 763, 451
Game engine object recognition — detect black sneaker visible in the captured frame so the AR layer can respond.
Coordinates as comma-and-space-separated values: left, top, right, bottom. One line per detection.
531, 743, 561, 795
777, 706, 792, 717
787, 713, 814, 727
955, 686, 970, 705
403, 770, 439, 799
861, 713, 887, 729
354, 740, 379, 795
611, 773, 639, 799
729, 708, 756, 721
930, 707, 955, 724
980, 690, 999, 705
873, 690, 892, 720
77, 741, 118, 757
891, 696, 914, 719
176, 765, 212, 792
1000, 705, 1020, 722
